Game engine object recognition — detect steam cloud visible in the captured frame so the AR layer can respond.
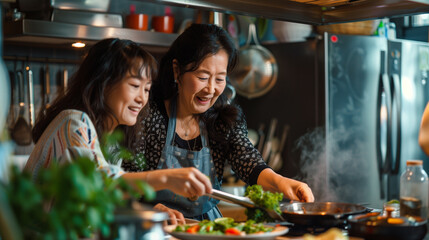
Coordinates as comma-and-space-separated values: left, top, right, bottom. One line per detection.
295, 126, 375, 204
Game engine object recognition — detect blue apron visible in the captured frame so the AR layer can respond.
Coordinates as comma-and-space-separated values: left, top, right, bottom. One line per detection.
155, 97, 221, 220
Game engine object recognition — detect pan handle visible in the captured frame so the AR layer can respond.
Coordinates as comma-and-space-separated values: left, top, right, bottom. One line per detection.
246, 23, 261, 46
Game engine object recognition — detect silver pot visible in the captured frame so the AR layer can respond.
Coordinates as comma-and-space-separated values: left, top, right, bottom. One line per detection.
112, 201, 168, 240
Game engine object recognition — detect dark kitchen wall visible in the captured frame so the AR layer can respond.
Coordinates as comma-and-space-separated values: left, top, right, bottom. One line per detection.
234, 40, 324, 180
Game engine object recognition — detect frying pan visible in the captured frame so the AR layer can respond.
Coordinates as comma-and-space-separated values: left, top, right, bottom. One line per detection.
348, 212, 427, 240
229, 23, 277, 99
280, 202, 369, 227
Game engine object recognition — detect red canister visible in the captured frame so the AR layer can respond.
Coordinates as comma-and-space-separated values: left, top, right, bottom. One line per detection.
125, 14, 148, 31
151, 15, 174, 33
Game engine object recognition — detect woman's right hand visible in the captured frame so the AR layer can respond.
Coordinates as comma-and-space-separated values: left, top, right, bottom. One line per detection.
146, 167, 213, 198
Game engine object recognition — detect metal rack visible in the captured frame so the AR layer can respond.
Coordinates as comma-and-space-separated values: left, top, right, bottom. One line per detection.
4, 19, 178, 51
3, 55, 80, 65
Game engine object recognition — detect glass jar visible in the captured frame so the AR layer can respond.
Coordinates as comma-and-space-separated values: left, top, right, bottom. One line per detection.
400, 160, 428, 219
383, 201, 400, 217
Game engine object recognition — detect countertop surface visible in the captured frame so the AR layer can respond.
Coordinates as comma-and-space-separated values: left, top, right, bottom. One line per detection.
167, 233, 365, 240
166, 203, 429, 240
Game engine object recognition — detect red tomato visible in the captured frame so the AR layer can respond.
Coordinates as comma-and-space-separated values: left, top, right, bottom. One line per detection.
225, 228, 242, 235
206, 225, 213, 232
186, 225, 200, 234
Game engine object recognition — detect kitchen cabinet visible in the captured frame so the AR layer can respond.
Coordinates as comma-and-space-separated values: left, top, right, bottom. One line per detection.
142, 0, 429, 25
4, 0, 429, 50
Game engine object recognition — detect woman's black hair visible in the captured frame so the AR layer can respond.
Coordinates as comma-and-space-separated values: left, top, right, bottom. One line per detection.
32, 38, 158, 145
151, 23, 241, 144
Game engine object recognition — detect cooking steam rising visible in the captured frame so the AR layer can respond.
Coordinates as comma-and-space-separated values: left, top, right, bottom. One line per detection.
295, 126, 373, 204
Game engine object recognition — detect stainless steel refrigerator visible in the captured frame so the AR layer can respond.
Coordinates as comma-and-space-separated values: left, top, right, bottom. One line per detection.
235, 33, 429, 208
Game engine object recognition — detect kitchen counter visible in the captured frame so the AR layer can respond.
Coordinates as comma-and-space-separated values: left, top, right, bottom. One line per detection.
167, 232, 365, 240
167, 204, 429, 240
168, 234, 429, 240
166, 205, 366, 240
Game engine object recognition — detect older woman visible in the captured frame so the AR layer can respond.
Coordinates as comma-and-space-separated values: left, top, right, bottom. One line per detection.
24, 38, 212, 224
123, 24, 314, 222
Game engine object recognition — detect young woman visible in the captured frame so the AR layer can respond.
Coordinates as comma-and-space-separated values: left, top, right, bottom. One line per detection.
123, 24, 314, 222
24, 38, 212, 224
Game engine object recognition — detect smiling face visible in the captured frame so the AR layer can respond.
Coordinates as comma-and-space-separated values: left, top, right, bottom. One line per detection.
174, 49, 228, 115
105, 65, 151, 131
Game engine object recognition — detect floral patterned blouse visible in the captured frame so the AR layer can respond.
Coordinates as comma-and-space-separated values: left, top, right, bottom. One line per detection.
24, 110, 124, 181
122, 99, 269, 185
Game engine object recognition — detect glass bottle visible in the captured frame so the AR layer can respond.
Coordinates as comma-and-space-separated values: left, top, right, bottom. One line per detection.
388, 22, 396, 39
400, 160, 428, 219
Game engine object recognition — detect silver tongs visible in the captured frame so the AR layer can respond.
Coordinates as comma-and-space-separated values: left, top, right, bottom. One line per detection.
206, 189, 285, 221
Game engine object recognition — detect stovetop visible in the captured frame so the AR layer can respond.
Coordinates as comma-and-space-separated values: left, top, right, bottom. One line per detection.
284, 222, 349, 236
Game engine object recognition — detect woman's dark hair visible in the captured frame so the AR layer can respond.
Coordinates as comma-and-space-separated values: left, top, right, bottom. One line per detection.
152, 23, 241, 144
32, 38, 157, 144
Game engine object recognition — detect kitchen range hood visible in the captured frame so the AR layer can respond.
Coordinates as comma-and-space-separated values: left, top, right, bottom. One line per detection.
142, 0, 429, 25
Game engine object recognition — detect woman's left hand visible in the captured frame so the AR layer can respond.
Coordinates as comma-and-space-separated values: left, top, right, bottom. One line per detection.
154, 203, 185, 225
257, 168, 315, 202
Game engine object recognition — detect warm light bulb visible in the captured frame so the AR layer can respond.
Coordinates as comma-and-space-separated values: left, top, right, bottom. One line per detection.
72, 42, 86, 48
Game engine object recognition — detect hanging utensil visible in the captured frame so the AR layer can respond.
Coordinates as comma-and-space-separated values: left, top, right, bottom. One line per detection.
206, 189, 285, 221
6, 70, 16, 130
257, 123, 265, 153
44, 63, 51, 110
7, 60, 20, 130
262, 118, 277, 161
63, 68, 68, 95
229, 23, 278, 99
26, 64, 34, 128
224, 82, 236, 104
11, 65, 32, 146
269, 125, 290, 171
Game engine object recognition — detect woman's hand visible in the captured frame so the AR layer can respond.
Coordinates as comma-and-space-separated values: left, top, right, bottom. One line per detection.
154, 203, 185, 225
257, 168, 314, 202
276, 177, 314, 202
146, 167, 213, 198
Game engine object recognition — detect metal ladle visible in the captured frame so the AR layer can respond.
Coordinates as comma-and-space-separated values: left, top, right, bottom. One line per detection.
206, 189, 285, 221
11, 66, 32, 146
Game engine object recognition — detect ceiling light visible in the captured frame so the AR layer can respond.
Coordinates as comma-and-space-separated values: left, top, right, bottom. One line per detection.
72, 41, 86, 48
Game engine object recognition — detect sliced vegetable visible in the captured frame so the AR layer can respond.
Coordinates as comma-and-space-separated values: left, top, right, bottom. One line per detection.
186, 224, 200, 233
173, 218, 274, 235
225, 228, 242, 235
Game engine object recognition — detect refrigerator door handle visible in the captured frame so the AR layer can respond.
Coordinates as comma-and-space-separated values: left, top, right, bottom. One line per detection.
391, 73, 402, 174
381, 73, 393, 174
376, 70, 392, 199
